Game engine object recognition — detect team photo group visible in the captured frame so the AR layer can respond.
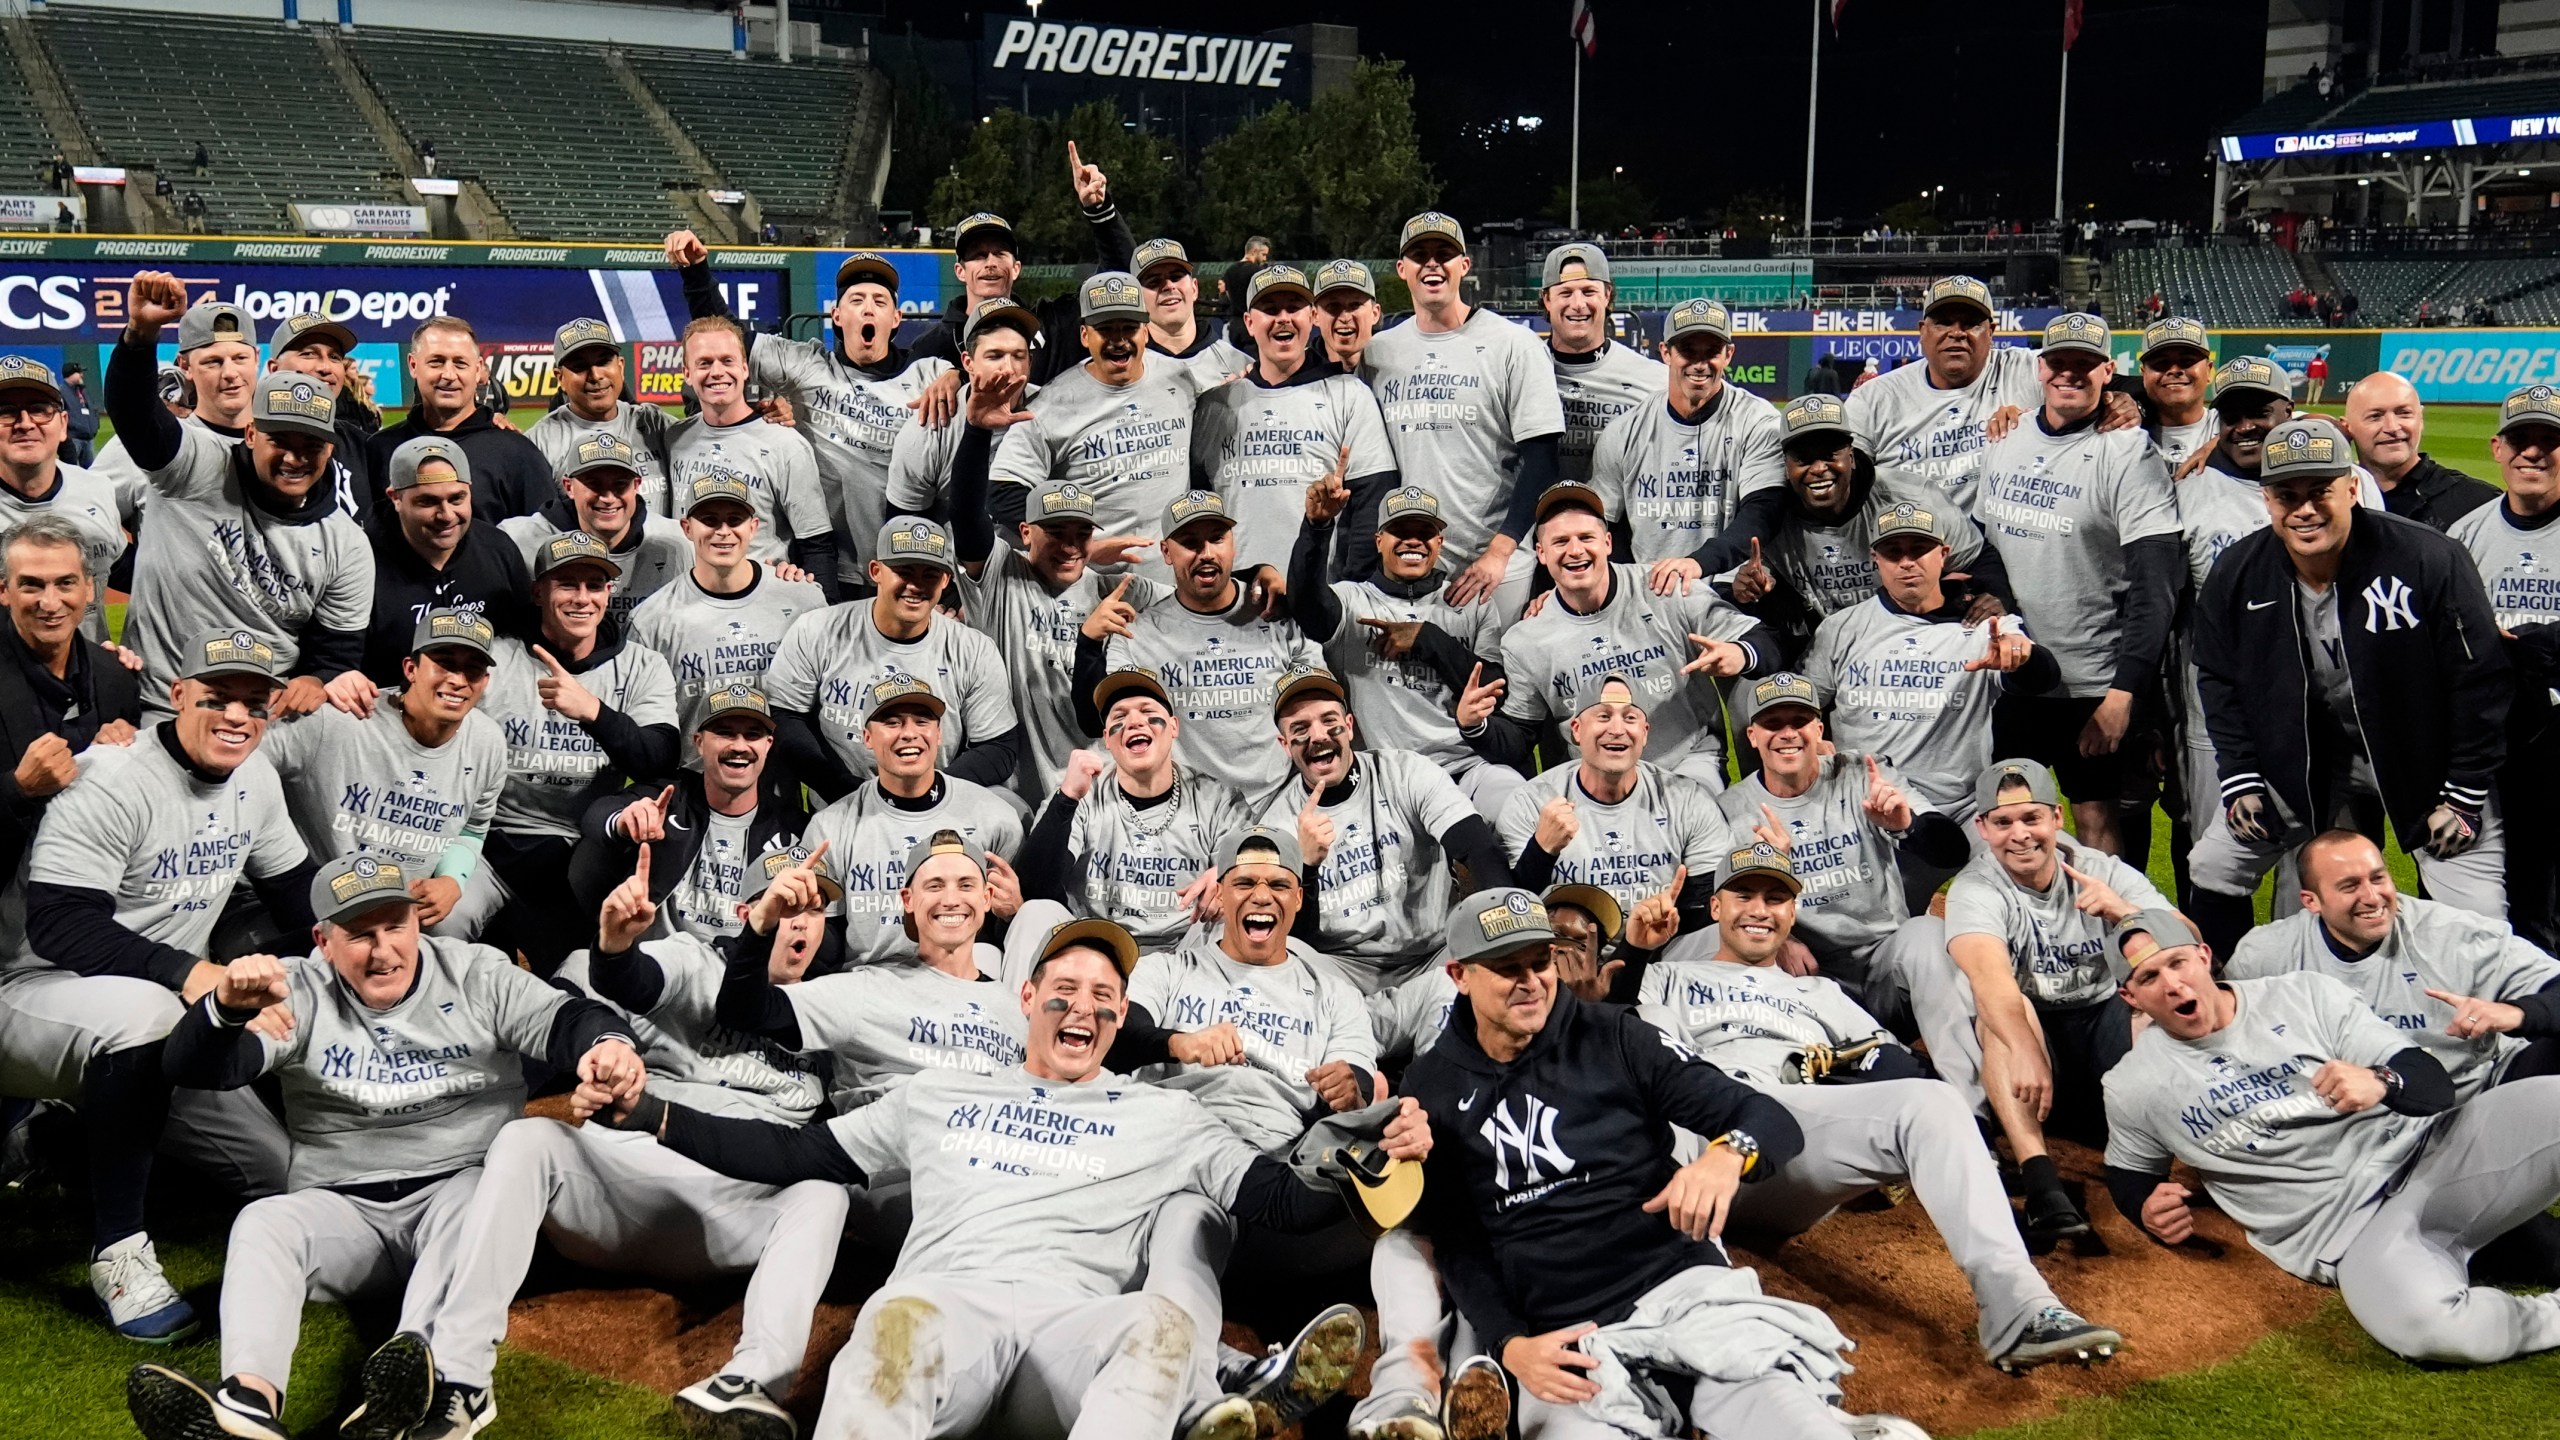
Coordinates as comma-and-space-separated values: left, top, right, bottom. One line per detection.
3, 145, 2559, 1440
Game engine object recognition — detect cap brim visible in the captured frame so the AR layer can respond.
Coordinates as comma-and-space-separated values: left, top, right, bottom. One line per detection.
1249, 283, 1315, 306
186, 661, 283, 684
698, 703, 775, 730
2140, 341, 2210, 363
964, 303, 1042, 341
1746, 698, 1823, 727
254, 413, 339, 440
1314, 280, 1375, 300
282, 323, 360, 354
556, 340, 620, 366
1542, 883, 1623, 942
1137, 258, 1196, 280
412, 637, 495, 662
1533, 483, 1608, 524
1081, 307, 1147, 326
1784, 422, 1854, 447
1869, 525, 1949, 550
2212, 382, 2288, 408
869, 694, 948, 722
565, 460, 643, 483
1043, 917, 1142, 976
540, 555, 623, 580
835, 263, 900, 295
954, 223, 1016, 253
1924, 299, 1993, 320
1273, 675, 1346, 717
2500, 414, 2560, 437
320, 891, 421, 927
1094, 676, 1171, 714
1455, 933, 1556, 967
1718, 864, 1803, 896
0, 376, 62, 403
2039, 341, 2111, 361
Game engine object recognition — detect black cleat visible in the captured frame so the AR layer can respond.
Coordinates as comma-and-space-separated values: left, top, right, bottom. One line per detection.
1993, 1305, 2123, 1374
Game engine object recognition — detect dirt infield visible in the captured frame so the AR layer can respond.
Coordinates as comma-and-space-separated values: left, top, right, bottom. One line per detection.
496, 1133, 2322, 1436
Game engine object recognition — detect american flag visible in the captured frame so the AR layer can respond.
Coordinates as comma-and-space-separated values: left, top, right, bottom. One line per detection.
1569, 0, 1597, 57
2064, 0, 2084, 49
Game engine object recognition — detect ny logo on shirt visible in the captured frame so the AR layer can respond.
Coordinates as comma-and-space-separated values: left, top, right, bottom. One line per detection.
1481, 1093, 1577, 1189
343, 782, 373, 813
2361, 575, 2420, 633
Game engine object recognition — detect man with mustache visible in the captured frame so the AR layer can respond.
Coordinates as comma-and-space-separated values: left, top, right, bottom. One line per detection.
1259, 666, 1513, 995
525, 318, 673, 512
623, 473, 828, 754
501, 431, 690, 627
663, 316, 840, 599
356, 437, 536, 692
1366, 213, 1568, 620
1192, 265, 1397, 577
261, 610, 507, 942
104, 275, 376, 720
2339, 371, 2497, 531
1541, 244, 1662, 487
368, 316, 562, 523
1587, 298, 1784, 571
1845, 275, 2044, 514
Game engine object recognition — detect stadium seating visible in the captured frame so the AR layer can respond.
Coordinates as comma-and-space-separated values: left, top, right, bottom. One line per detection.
2324, 73, 2560, 129
2222, 79, 2348, 138
2330, 258, 2463, 324
2110, 244, 2311, 327
31, 11, 402, 233
623, 49, 874, 232
0, 80, 58, 194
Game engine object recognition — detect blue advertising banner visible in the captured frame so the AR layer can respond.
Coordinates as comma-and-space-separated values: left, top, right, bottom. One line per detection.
2218, 120, 2460, 162
815, 249, 956, 317
2377, 329, 2560, 402
0, 263, 789, 345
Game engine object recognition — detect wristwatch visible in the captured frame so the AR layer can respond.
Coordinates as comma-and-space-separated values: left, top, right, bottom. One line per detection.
1708, 1129, 1760, 1177
2371, 1064, 2404, 1100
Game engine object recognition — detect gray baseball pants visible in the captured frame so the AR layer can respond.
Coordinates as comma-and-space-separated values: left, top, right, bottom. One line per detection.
2335, 1076, 2560, 1365
1819, 915, 1943, 1036
436, 1117, 847, 1392
1348, 1227, 1477, 1435
219, 1171, 481, 1394
1515, 1371, 1851, 1439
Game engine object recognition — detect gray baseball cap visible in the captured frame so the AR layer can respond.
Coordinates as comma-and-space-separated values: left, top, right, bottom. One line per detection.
903, 827, 988, 882
552, 316, 619, 367
1664, 298, 1732, 345
533, 530, 622, 581
1245, 264, 1315, 308
1870, 498, 1956, 550
0, 355, 63, 404
387, 435, 470, 491
1216, 824, 1304, 877
2499, 383, 2560, 439
951, 212, 1016, 257
181, 627, 285, 683
561, 432, 643, 484
834, 251, 900, 295
1160, 489, 1235, 541
311, 854, 418, 927
2138, 317, 2210, 363
2109, 908, 2205, 970
1131, 237, 1193, 279
698, 683, 772, 729
1780, 392, 1853, 446
251, 372, 339, 441
1920, 276, 1995, 321
876, 516, 958, 576
961, 295, 1041, 346
178, 298, 258, 353
1568, 669, 1641, 717
2039, 312, 2111, 361
2210, 355, 2289, 408
1742, 672, 1822, 726
1312, 259, 1376, 300
1028, 480, 1100, 528
274, 311, 358, 356
2258, 417, 2356, 484
1716, 840, 1802, 896
1445, 887, 1556, 964
409, 607, 495, 661
680, 472, 755, 517
1079, 271, 1147, 325
1398, 212, 1468, 257
1973, 758, 2063, 814
1378, 483, 1447, 532
743, 842, 844, 905
1541, 243, 1611, 288
1035, 914, 1142, 977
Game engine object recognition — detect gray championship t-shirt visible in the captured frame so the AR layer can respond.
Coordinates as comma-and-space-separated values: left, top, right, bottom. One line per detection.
1495, 564, 1763, 783
989, 361, 1207, 582
526, 401, 675, 514
1716, 753, 1911, 965
784, 957, 1027, 1108
2156, 413, 2220, 470
1552, 341, 1664, 483
497, 512, 690, 628
1497, 761, 1732, 920
259, 699, 506, 872
745, 340, 952, 579
665, 412, 832, 565
1943, 839, 2171, 1009
2104, 972, 2437, 1283
1765, 475, 1988, 626
0, 462, 127, 640
1192, 371, 1396, 577
1845, 344, 2044, 515
664, 806, 786, 941
1973, 419, 2180, 696
804, 778, 1026, 965
1365, 309, 1568, 565
1103, 592, 1319, 809
2448, 499, 2560, 633
1125, 933, 1380, 1152
761, 607, 1018, 787
1369, 962, 1458, 1067
884, 381, 1039, 517
1255, 749, 1475, 990
624, 564, 829, 753
958, 548, 1166, 801
1587, 387, 1787, 566
1803, 602, 2030, 819
583, 930, 826, 1123
1637, 958, 1889, 1088
1317, 574, 1504, 771
483, 637, 679, 841
1061, 768, 1246, 954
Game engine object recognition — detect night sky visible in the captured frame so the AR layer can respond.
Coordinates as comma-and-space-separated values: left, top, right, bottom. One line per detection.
852, 0, 2271, 228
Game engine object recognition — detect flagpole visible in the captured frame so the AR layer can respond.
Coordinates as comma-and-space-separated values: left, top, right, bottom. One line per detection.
1570, 36, 1583, 231
2053, 45, 2069, 222
1803, 0, 1819, 240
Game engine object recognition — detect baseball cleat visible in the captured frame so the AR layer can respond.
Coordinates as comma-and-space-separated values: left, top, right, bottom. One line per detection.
126, 1365, 289, 1440
1349, 1397, 1446, 1440
406, 1381, 496, 1440
2022, 1187, 2092, 1241
1181, 1395, 1257, 1440
340, 1331, 438, 1440
91, 1233, 199, 1344
1993, 1305, 2124, 1374
1843, 1415, 1933, 1439
675, 1373, 797, 1440
1233, 1302, 1365, 1436
1440, 1354, 1514, 1440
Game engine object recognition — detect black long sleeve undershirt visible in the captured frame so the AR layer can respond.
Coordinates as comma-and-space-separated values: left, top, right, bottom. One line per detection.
293, 626, 366, 681
1017, 791, 1079, 903
1681, 486, 1794, 578
587, 939, 667, 1016
947, 724, 1023, 791
1497, 436, 1564, 543
714, 925, 803, 1048
1440, 814, 1513, 891
788, 536, 844, 605
1288, 520, 1345, 638
2516, 973, 2560, 1039
165, 981, 633, 1091
2109, 534, 2183, 693
775, 708, 859, 803
582, 705, 680, 790
248, 859, 320, 936
104, 331, 184, 472
1899, 811, 1969, 871
950, 425, 1000, 562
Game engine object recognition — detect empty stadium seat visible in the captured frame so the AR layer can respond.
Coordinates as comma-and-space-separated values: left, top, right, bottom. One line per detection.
2110, 244, 2312, 328
624, 48, 871, 230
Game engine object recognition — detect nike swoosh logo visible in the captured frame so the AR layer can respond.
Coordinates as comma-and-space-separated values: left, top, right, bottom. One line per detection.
666, 816, 691, 831
2247, 599, 2277, 611
1460, 1090, 1478, 1110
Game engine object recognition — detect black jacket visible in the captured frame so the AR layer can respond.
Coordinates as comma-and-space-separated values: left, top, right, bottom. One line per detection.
907, 202, 1135, 387
1405, 988, 1802, 1349
368, 407, 562, 524
0, 628, 141, 883
363, 521, 537, 684
567, 768, 811, 922
2193, 507, 2509, 843
2378, 454, 2500, 534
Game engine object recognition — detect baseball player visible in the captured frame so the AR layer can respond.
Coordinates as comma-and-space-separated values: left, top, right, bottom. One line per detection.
1845, 275, 2043, 512
1639, 844, 2122, 1374
1480, 484, 1778, 788
663, 316, 839, 592
1191, 264, 1398, 577
570, 898, 1431, 1440
1258, 666, 1514, 993
2105, 911, 2560, 1366
1367, 213, 1569, 618
2189, 416, 2511, 956
1922, 758, 2178, 1240
0, 356, 126, 640
263, 311, 377, 524
905, 153, 1140, 381
437, 846, 851, 1440
623, 473, 828, 753
1018, 667, 1244, 956
124, 853, 646, 1440
1540, 243, 1662, 486
524, 317, 673, 512
105, 274, 375, 716
1496, 673, 1731, 959
1, 630, 314, 1340
367, 317, 561, 523
91, 293, 260, 502
884, 295, 1042, 521
569, 684, 806, 944
2134, 317, 2218, 467
1313, 259, 1385, 378
259, 609, 507, 940
2225, 829, 2560, 1098
1080, 491, 1320, 808
802, 675, 1025, 965
1717, 674, 1962, 1024
499, 432, 689, 626
1585, 298, 1785, 569
1134, 237, 1251, 375
1291, 475, 1525, 818
763, 516, 1022, 803
355, 436, 536, 691
1975, 313, 2182, 858
473, 532, 680, 973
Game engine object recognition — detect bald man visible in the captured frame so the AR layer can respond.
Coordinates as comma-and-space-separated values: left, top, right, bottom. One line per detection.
2338, 373, 2497, 532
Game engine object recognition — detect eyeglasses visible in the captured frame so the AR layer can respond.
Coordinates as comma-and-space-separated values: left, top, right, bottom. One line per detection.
0, 401, 64, 424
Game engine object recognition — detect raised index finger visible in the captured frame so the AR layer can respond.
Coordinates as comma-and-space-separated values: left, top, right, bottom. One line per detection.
1066, 139, 1083, 171
1662, 864, 1687, 901
803, 838, 831, 870
1747, 536, 1762, 567
633, 844, 651, 884
530, 644, 566, 675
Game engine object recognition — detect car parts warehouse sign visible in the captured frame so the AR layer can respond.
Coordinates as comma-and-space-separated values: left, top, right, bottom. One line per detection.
986, 18, 1297, 89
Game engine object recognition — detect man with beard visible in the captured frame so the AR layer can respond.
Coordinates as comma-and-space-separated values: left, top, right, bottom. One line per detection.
1192, 265, 1398, 577
526, 318, 672, 511
1259, 666, 1513, 994
1080, 491, 1318, 808
355, 438, 535, 693
1135, 237, 1252, 376
884, 296, 1042, 520
501, 432, 689, 626
0, 357, 129, 640
1292, 478, 1525, 817
664, 316, 839, 598
1314, 260, 1386, 378
906, 148, 1138, 383
369, 317, 560, 523
475, 533, 680, 973
1541, 244, 1661, 484
2339, 371, 2498, 531
105, 276, 375, 718
1018, 667, 1243, 956
802, 675, 1024, 966
623, 474, 828, 754
265, 312, 378, 524
1586, 298, 1784, 569
1367, 213, 1568, 620
764, 516, 1021, 803
666, 239, 956, 588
